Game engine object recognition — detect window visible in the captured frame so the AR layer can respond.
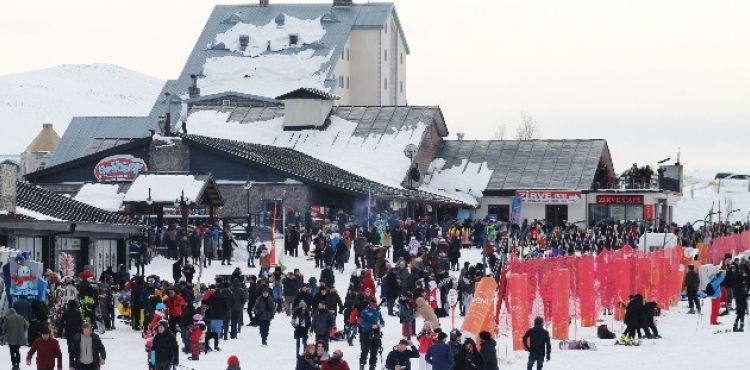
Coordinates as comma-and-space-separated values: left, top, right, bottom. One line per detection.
341, 50, 344, 60
545, 205, 569, 227
400, 53, 404, 65
384, 49, 388, 62
385, 23, 388, 33
346, 76, 350, 89
346, 48, 350, 60
588, 204, 608, 227
289, 34, 299, 45
487, 205, 510, 222
384, 78, 388, 90
339, 75, 344, 88
400, 81, 403, 93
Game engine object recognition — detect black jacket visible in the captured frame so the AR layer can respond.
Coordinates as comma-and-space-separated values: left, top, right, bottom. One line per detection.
206, 292, 229, 320
61, 303, 83, 339
454, 349, 484, 370
70, 333, 106, 366
151, 331, 179, 365
480, 339, 498, 370
385, 345, 419, 370
684, 270, 700, 290
522, 325, 551, 356
311, 308, 334, 336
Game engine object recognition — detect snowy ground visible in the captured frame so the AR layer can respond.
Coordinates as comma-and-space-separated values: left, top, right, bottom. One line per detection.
2, 248, 747, 370
675, 178, 750, 225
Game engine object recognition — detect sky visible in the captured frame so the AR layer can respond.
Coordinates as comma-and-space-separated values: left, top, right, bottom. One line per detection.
0, 0, 748, 175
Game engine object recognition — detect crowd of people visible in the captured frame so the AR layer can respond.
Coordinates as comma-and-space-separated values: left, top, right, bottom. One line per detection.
3, 207, 749, 370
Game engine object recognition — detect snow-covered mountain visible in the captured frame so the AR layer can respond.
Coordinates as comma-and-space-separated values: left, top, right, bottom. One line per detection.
0, 63, 163, 154
675, 176, 750, 225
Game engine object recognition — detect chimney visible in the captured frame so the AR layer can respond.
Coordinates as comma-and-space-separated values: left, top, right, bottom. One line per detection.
188, 74, 201, 98
456, 133, 465, 141
276, 88, 339, 130
333, 0, 353, 6
0, 161, 18, 214
259, 0, 269, 6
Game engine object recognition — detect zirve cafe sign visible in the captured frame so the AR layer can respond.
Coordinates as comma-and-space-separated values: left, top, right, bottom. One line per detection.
94, 155, 148, 182
596, 195, 644, 204
516, 190, 582, 204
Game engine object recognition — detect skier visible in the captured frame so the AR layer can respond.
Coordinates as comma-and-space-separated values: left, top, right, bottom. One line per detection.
522, 317, 551, 370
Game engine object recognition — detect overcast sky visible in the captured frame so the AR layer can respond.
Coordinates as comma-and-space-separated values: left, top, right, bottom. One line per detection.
1, 0, 748, 175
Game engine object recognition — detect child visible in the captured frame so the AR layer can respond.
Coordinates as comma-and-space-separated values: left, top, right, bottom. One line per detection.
190, 314, 206, 360
227, 355, 241, 370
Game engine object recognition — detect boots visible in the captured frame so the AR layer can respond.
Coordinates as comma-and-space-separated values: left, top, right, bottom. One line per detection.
687, 309, 695, 314
359, 364, 365, 370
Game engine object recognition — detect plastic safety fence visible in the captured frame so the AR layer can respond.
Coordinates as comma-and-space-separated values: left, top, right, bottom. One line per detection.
576, 256, 595, 327
551, 269, 570, 340
507, 273, 529, 350
698, 231, 750, 265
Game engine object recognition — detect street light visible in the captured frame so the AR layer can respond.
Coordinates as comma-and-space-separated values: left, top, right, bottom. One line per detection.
726, 208, 741, 223
146, 188, 153, 253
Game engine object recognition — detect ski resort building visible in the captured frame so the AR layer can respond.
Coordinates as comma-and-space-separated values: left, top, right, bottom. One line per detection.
25, 1, 682, 229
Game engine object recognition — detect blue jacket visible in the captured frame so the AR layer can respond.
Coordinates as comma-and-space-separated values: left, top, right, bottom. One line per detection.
359, 307, 384, 334
425, 341, 453, 370
709, 272, 725, 298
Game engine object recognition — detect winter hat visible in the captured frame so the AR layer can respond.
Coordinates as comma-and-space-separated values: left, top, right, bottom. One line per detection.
298, 301, 307, 309
227, 355, 240, 366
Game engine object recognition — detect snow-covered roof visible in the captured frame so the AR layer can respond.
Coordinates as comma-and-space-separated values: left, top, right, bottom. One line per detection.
420, 159, 493, 207
74, 183, 125, 212
433, 139, 611, 192
123, 174, 209, 204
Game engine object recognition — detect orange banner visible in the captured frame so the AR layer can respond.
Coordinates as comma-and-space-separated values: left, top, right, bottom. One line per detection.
461, 277, 497, 340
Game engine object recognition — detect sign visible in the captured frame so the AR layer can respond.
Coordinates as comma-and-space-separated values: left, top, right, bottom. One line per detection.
596, 195, 643, 204
447, 289, 459, 307
516, 190, 582, 204
94, 155, 148, 182
9, 255, 42, 297
510, 196, 522, 225
643, 204, 654, 220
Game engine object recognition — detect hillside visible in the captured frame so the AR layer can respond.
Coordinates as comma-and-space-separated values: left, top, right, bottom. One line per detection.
0, 63, 163, 153
674, 176, 750, 225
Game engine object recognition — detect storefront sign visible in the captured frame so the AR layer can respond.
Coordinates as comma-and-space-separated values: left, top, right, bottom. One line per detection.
643, 204, 654, 220
596, 195, 644, 204
9, 254, 42, 297
94, 155, 148, 182
516, 190, 582, 204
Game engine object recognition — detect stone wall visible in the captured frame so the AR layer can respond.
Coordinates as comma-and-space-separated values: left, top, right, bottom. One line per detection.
0, 162, 18, 213
149, 136, 189, 172
217, 183, 312, 218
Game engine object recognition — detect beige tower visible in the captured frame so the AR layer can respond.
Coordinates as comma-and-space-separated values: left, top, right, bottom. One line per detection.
20, 123, 61, 176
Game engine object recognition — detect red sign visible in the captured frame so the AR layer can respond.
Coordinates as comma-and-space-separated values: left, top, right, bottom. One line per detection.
643, 204, 654, 220
596, 195, 643, 204
516, 190, 582, 204
94, 155, 148, 182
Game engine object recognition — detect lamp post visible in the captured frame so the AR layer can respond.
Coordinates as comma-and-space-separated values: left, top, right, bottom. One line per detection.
146, 188, 153, 247
174, 190, 187, 231
726, 208, 741, 223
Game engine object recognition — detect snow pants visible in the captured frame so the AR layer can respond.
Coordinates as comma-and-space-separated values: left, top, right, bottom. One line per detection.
711, 298, 721, 325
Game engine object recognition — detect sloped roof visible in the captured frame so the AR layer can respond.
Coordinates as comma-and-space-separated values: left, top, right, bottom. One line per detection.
433, 139, 610, 191
25, 123, 60, 152
276, 87, 340, 100
180, 134, 466, 205
48, 117, 156, 166
16, 182, 139, 225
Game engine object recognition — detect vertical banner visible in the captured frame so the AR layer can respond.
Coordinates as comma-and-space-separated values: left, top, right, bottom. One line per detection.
659, 256, 671, 308
577, 256, 596, 327
510, 196, 522, 225
461, 277, 497, 340
552, 269, 570, 340
613, 257, 629, 321
508, 274, 529, 350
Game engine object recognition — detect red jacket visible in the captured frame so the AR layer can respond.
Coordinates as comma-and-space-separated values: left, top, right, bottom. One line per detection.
321, 358, 350, 370
27, 337, 63, 369
165, 294, 186, 318
361, 271, 376, 298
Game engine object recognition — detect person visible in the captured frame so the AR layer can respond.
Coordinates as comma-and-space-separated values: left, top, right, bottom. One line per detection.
425, 331, 453, 370
312, 301, 335, 345
416, 322, 436, 370
70, 323, 107, 370
384, 339, 419, 370
253, 288, 276, 346
478, 331, 498, 370
165, 289, 186, 334
683, 264, 701, 314
3, 308, 28, 370
13, 295, 32, 322
151, 321, 179, 370
293, 302, 312, 357
359, 299, 385, 370
454, 338, 483, 370
227, 355, 241, 370
296, 344, 320, 370
642, 301, 660, 339
522, 317, 551, 370
622, 294, 644, 341
316, 341, 331, 362
733, 269, 748, 332
26, 327, 63, 370
707, 271, 726, 325
321, 349, 350, 370
230, 279, 248, 339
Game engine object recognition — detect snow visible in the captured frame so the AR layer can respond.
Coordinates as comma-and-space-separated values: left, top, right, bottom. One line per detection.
213, 15, 326, 57
420, 158, 494, 207
186, 110, 428, 190
0, 63, 163, 154
151, 134, 181, 148
674, 178, 750, 224
74, 183, 125, 212
15, 206, 63, 221
123, 174, 206, 203
199, 49, 333, 98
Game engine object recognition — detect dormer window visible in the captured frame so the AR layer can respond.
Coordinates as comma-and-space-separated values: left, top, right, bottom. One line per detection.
289, 34, 299, 45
